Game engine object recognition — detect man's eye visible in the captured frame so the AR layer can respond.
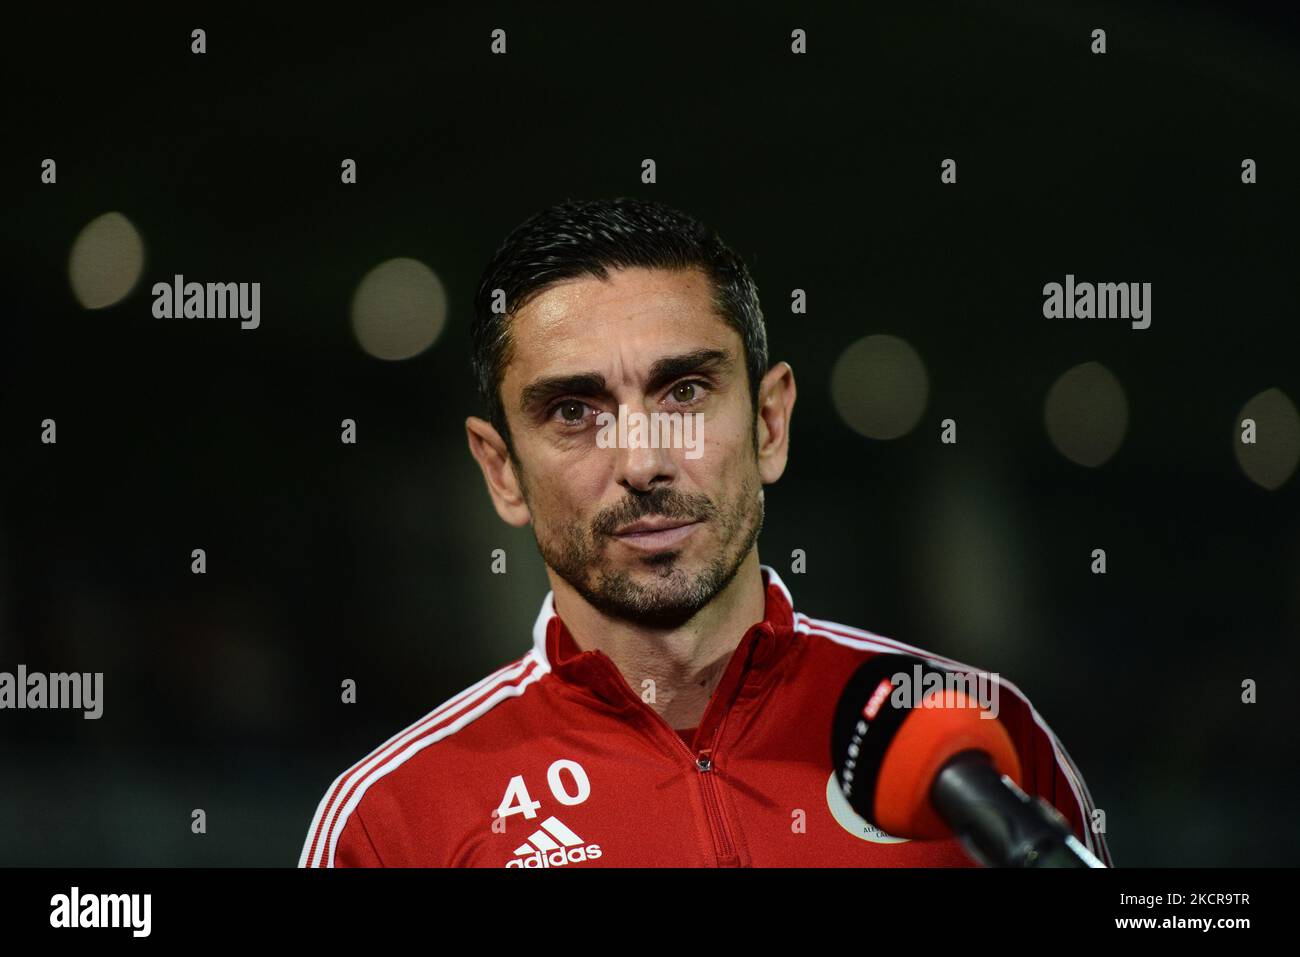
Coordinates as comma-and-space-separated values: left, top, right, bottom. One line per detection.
552, 400, 589, 424
671, 380, 706, 403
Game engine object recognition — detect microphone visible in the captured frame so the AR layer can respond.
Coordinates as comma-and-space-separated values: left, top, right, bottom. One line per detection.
830, 654, 1104, 867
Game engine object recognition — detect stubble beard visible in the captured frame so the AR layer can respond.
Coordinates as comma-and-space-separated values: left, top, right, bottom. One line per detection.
533, 468, 765, 630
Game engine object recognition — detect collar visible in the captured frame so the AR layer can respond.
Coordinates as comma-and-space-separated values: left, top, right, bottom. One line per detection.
529, 564, 798, 708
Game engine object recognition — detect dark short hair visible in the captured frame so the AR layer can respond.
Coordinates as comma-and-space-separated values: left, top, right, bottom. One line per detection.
471, 196, 768, 454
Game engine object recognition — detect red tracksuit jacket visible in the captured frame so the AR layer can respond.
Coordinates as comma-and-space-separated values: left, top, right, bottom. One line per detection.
299, 566, 1112, 867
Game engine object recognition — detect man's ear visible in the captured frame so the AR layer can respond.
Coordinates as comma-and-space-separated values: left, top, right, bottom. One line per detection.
755, 361, 796, 484
465, 416, 532, 527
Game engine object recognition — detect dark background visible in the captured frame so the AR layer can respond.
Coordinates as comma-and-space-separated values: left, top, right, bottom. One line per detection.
3, 1, 1298, 866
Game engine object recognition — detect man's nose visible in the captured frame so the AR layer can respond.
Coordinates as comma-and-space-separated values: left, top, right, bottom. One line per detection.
612, 404, 679, 492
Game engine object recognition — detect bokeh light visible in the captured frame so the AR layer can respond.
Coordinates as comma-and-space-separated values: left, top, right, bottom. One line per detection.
350, 257, 447, 360
1044, 361, 1128, 467
1234, 388, 1300, 490
68, 211, 146, 309
830, 334, 929, 440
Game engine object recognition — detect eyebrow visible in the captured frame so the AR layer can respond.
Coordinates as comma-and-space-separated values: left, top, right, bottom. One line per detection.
518, 348, 734, 417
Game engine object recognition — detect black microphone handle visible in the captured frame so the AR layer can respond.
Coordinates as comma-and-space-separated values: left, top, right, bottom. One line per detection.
930, 751, 1095, 868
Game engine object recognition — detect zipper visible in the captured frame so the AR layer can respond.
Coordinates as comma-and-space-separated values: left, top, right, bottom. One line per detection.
692, 733, 740, 866
584, 655, 743, 865
590, 627, 768, 867
655, 717, 740, 867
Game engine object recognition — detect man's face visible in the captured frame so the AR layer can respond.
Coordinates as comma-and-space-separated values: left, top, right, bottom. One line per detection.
498, 266, 765, 628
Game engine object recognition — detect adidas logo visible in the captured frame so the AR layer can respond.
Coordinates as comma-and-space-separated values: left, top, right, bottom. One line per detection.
505, 816, 603, 868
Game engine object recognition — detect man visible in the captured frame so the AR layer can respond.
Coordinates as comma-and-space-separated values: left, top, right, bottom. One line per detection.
299, 197, 1111, 868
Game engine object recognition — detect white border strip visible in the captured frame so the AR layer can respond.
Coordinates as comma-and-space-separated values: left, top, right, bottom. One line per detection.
300, 655, 538, 867
324, 665, 548, 867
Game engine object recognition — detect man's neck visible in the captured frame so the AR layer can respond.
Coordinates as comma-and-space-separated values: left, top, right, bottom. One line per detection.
548, 551, 767, 731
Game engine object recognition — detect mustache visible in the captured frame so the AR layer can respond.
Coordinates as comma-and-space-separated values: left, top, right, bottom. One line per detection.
595, 490, 717, 535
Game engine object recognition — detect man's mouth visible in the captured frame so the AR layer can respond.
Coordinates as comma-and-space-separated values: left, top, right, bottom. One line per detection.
610, 517, 701, 553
